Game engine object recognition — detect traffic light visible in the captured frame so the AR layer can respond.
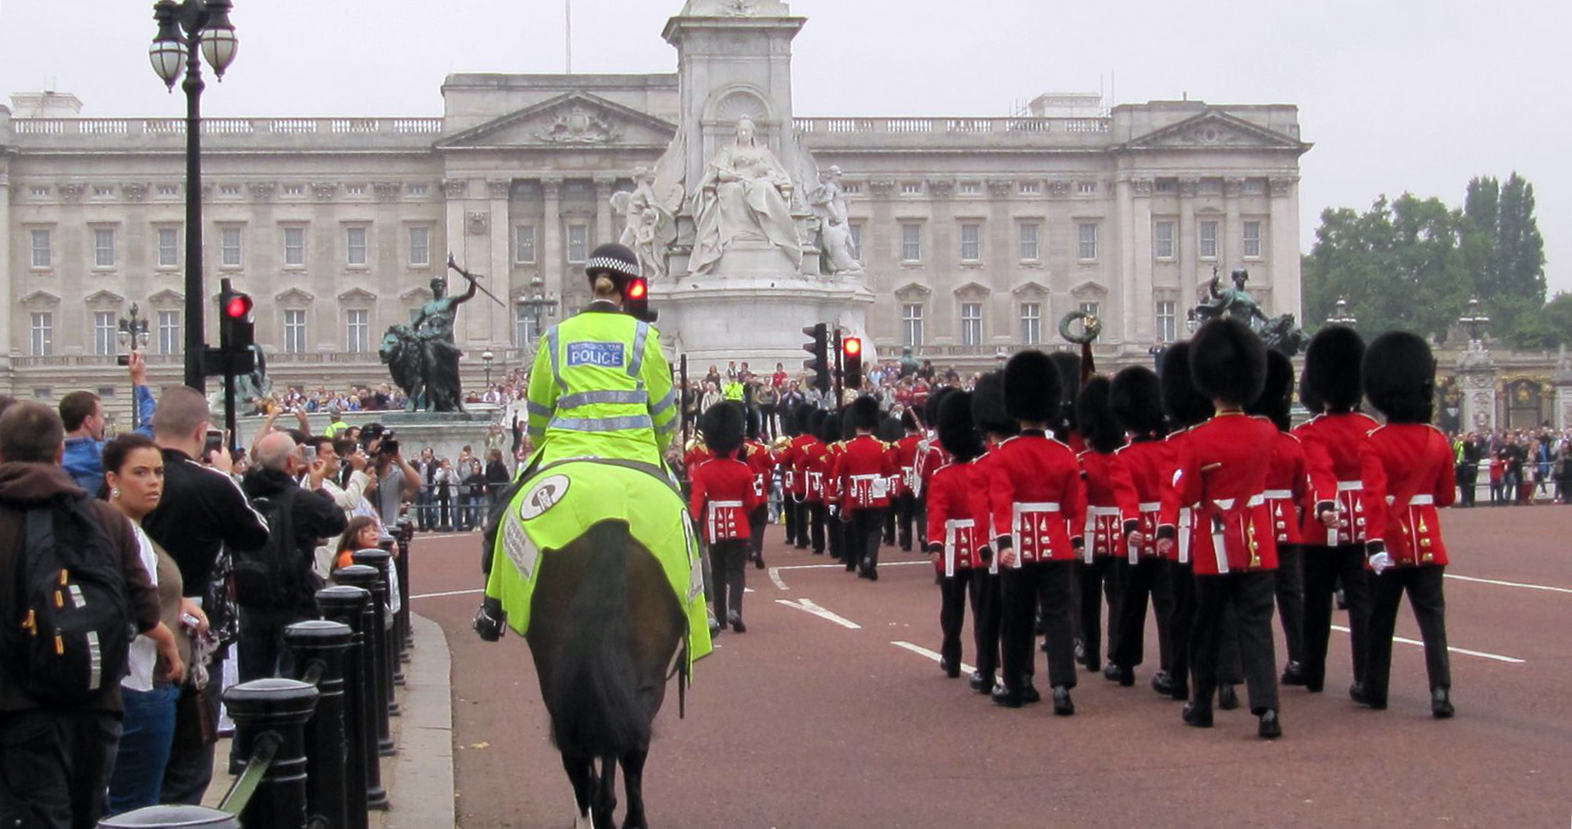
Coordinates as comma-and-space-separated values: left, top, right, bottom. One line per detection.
802, 322, 829, 393
842, 335, 863, 391
624, 277, 657, 323
219, 279, 255, 351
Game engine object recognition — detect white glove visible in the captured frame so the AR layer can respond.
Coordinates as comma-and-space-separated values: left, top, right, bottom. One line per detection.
1367, 546, 1394, 576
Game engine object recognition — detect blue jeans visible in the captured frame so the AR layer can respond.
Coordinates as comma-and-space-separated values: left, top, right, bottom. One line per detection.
107, 683, 181, 815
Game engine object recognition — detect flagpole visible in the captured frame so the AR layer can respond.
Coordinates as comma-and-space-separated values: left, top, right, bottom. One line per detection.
565, 0, 573, 73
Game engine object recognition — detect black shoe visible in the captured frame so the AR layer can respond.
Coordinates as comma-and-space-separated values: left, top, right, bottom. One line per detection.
1052, 685, 1074, 716
940, 658, 960, 679
900, 545, 913, 552
797, 545, 811, 551
1073, 639, 1086, 662
1021, 684, 1042, 705
1171, 682, 1190, 702
970, 671, 994, 693
1152, 671, 1176, 696
754, 556, 765, 570
1258, 709, 1283, 740
1432, 687, 1455, 719
845, 563, 857, 572
867, 568, 878, 582
991, 685, 1022, 709
1305, 678, 1324, 693
1118, 665, 1135, 687
1182, 702, 1213, 728
1335, 588, 1348, 610
1280, 661, 1307, 686
1102, 663, 1121, 682
1218, 684, 1240, 711
729, 614, 747, 634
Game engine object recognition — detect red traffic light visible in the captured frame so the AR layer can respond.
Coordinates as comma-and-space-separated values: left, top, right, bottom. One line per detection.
225, 294, 254, 319
843, 336, 862, 356
627, 279, 647, 300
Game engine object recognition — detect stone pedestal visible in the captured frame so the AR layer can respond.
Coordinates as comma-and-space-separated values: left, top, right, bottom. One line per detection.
654, 267, 872, 369
1457, 347, 1498, 434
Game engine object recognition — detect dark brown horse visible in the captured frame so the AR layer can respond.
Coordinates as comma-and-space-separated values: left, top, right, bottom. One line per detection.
523, 518, 686, 829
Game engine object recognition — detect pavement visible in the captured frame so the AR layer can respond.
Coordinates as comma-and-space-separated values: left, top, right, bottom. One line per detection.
411, 505, 1572, 829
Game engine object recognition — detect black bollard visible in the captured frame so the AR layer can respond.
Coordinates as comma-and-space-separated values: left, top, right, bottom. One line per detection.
377, 535, 407, 686
351, 548, 401, 719
223, 678, 319, 829
316, 585, 378, 826
334, 564, 395, 762
396, 517, 415, 650
285, 619, 354, 829
98, 805, 238, 828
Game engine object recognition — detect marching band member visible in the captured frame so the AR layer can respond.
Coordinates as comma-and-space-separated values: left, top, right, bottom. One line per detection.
914, 388, 958, 555
1295, 326, 1376, 698
925, 391, 989, 678
804, 410, 833, 556
689, 403, 764, 633
835, 396, 896, 580
1161, 319, 1283, 739
743, 410, 774, 570
816, 413, 845, 562
1109, 366, 1175, 688
1246, 350, 1313, 686
967, 379, 1013, 696
778, 405, 804, 548
987, 357, 1085, 715
1357, 332, 1457, 718
1075, 376, 1141, 680
787, 406, 821, 552
894, 410, 925, 552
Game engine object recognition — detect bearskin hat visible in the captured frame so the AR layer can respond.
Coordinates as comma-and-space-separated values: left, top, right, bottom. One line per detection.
1298, 365, 1324, 415
1076, 376, 1124, 454
1004, 350, 1061, 424
818, 411, 841, 444
937, 391, 984, 463
1246, 349, 1296, 432
1048, 351, 1083, 429
794, 403, 816, 437
1111, 366, 1165, 438
900, 408, 919, 432
807, 408, 828, 441
701, 401, 746, 459
971, 371, 1019, 438
1303, 325, 1365, 413
1189, 318, 1267, 408
877, 414, 905, 443
1159, 343, 1213, 429
848, 394, 882, 432
1363, 331, 1436, 424
925, 386, 956, 431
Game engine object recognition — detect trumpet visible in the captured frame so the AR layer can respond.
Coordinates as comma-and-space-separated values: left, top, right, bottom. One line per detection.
770, 434, 794, 452
684, 430, 706, 453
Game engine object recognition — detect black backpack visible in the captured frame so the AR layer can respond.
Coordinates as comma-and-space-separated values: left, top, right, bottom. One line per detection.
7, 495, 135, 707
231, 487, 315, 609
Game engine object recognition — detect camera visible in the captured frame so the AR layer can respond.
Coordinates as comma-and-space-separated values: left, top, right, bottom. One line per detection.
202, 429, 223, 460
361, 422, 397, 457
116, 355, 130, 367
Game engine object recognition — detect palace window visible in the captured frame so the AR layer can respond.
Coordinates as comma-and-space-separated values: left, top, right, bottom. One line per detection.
1243, 179, 1266, 195
1155, 179, 1177, 194
1079, 301, 1101, 320
901, 182, 923, 196
220, 227, 243, 268
515, 225, 536, 264
346, 227, 368, 266
1199, 179, 1223, 196
94, 228, 116, 268
346, 309, 370, 353
1077, 223, 1098, 261
515, 304, 541, 347
958, 182, 981, 196
1019, 222, 1040, 261
284, 310, 307, 354
284, 227, 306, 266
960, 302, 983, 346
848, 222, 864, 262
902, 303, 924, 347
94, 312, 116, 357
1156, 300, 1177, 344
219, 184, 241, 197
1020, 302, 1042, 345
1155, 221, 1176, 259
960, 223, 981, 262
1078, 182, 1098, 195
1199, 221, 1219, 259
158, 311, 181, 355
1243, 221, 1263, 259
1019, 182, 1041, 196
157, 184, 179, 197
409, 226, 430, 267
30, 313, 53, 357
30, 229, 51, 268
901, 224, 922, 262
345, 184, 365, 197
567, 224, 589, 263
158, 228, 179, 267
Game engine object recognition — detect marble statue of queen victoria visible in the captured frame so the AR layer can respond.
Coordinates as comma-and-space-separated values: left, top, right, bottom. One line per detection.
690, 116, 803, 276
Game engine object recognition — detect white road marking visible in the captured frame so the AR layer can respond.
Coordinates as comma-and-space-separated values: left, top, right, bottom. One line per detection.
411, 588, 484, 600
892, 641, 976, 675
1445, 573, 1572, 596
768, 567, 790, 591
775, 598, 861, 629
767, 559, 929, 590
1331, 624, 1524, 664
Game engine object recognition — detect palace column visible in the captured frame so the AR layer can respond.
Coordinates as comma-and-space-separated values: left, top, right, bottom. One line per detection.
541, 178, 565, 308
1178, 177, 1198, 307
0, 161, 12, 391
594, 176, 616, 247
1128, 177, 1155, 344
1268, 176, 1301, 318
1224, 176, 1244, 286
485, 179, 512, 346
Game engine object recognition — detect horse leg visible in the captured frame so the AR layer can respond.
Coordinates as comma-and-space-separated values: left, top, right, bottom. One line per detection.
562, 753, 597, 828
619, 747, 650, 829
594, 754, 619, 829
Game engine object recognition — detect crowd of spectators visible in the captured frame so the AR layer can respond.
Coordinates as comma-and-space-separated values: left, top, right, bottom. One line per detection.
1451, 428, 1572, 506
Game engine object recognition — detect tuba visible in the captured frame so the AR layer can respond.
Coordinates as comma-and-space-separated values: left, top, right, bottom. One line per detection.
1058, 310, 1103, 386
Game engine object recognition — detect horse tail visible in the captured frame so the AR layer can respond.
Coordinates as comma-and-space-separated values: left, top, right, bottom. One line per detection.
546, 519, 650, 758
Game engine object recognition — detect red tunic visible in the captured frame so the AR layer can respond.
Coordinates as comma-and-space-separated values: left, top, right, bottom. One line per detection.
803, 441, 831, 504
925, 461, 990, 577
1262, 431, 1312, 546
894, 433, 923, 498
1114, 439, 1172, 562
913, 435, 950, 500
785, 434, 818, 500
834, 435, 895, 512
743, 440, 774, 503
689, 456, 764, 543
1360, 424, 1456, 567
1171, 413, 1280, 576
1078, 450, 1140, 563
1159, 428, 1196, 565
985, 431, 1087, 564
1294, 412, 1381, 545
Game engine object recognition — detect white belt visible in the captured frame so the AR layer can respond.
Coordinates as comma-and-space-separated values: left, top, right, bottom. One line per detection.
711, 501, 743, 508
1139, 502, 1161, 513
850, 474, 882, 483
1337, 480, 1364, 492
943, 519, 975, 579
1015, 502, 1061, 513
1212, 494, 1266, 510
1387, 494, 1435, 506
1264, 489, 1293, 500
1088, 506, 1122, 518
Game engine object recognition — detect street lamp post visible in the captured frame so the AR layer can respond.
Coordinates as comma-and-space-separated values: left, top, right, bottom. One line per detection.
149, 0, 239, 392
1459, 296, 1491, 350
118, 303, 152, 429
517, 275, 560, 353
1326, 296, 1358, 328
481, 349, 495, 388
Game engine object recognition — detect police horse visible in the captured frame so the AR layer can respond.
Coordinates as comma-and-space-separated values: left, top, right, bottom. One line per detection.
481, 459, 708, 829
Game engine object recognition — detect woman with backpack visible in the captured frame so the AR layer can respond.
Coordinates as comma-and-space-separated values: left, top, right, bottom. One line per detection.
103, 433, 201, 815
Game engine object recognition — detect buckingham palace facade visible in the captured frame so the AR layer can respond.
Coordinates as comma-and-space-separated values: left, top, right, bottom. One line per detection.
0, 80, 1308, 405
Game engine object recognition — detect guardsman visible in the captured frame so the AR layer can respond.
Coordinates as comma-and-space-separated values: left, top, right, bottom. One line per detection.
743, 410, 774, 570
689, 402, 764, 633
1246, 350, 1312, 686
966, 381, 1012, 695
1161, 318, 1283, 740
834, 397, 895, 579
1075, 376, 1140, 681
879, 414, 906, 547
1295, 326, 1376, 698
987, 357, 1085, 715
813, 413, 843, 561
777, 405, 803, 547
1109, 366, 1175, 689
914, 388, 957, 552
803, 410, 833, 556
786, 405, 819, 551
1357, 332, 1457, 718
894, 410, 924, 551
925, 391, 989, 678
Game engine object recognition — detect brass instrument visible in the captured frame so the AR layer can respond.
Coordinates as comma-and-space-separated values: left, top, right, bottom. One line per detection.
684, 430, 706, 453
770, 434, 794, 452
1058, 309, 1103, 384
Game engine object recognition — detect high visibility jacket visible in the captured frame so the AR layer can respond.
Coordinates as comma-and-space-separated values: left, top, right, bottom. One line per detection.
525, 304, 678, 468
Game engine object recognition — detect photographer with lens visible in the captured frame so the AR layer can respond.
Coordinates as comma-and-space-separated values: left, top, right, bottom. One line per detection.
362, 424, 419, 527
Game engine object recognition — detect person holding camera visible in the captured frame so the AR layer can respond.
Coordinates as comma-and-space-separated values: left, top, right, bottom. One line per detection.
60, 351, 158, 495
364, 429, 419, 527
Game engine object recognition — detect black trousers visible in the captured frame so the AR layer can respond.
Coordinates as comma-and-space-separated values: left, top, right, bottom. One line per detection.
1000, 560, 1076, 692
808, 502, 827, 554
938, 570, 973, 669
895, 493, 919, 551
1192, 570, 1280, 715
1302, 543, 1372, 689
883, 506, 896, 546
1076, 556, 1123, 668
1365, 565, 1451, 703
847, 508, 884, 573
969, 570, 1002, 681
0, 708, 120, 829
1457, 465, 1478, 506
748, 506, 768, 563
1113, 556, 1172, 671
1275, 544, 1307, 666
238, 605, 310, 683
1165, 560, 1197, 692
160, 676, 218, 806
782, 498, 798, 546
826, 507, 845, 561
710, 538, 748, 621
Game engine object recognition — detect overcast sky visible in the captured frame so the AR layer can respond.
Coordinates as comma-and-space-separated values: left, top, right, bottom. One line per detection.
3, 0, 1569, 297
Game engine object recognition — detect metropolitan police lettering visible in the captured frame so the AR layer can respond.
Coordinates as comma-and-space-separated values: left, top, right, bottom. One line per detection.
567, 341, 627, 368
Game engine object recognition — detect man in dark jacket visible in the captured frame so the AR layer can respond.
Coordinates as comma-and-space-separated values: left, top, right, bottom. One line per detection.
238, 432, 347, 682
0, 402, 164, 829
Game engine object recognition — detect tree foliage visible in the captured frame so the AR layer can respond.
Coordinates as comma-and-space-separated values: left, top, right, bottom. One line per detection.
1303, 172, 1550, 346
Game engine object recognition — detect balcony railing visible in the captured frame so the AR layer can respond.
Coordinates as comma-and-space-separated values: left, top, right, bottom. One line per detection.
793, 117, 1110, 135
10, 117, 444, 139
